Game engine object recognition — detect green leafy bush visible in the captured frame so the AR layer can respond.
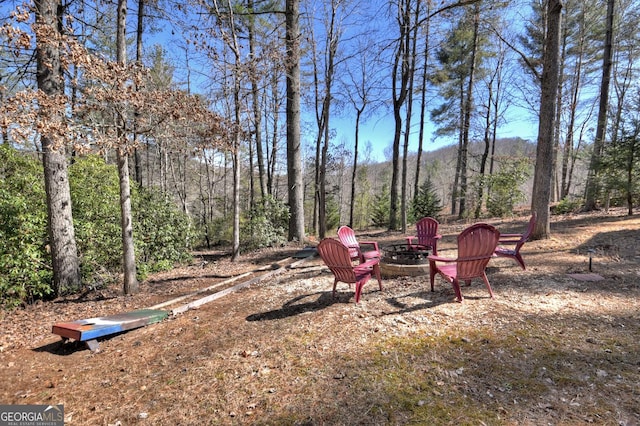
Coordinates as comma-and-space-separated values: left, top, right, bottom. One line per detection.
486, 160, 531, 218
71, 156, 196, 282
208, 216, 233, 246
241, 195, 289, 250
69, 156, 123, 282
0, 146, 51, 308
1, 151, 196, 308
133, 187, 197, 279
552, 197, 583, 215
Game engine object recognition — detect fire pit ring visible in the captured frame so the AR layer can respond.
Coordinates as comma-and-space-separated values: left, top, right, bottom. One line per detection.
380, 244, 431, 277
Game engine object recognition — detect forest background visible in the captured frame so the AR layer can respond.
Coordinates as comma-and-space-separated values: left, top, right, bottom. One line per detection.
1, 0, 639, 308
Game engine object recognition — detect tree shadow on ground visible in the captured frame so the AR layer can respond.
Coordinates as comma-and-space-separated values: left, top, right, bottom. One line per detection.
246, 291, 349, 321
575, 229, 636, 257
382, 289, 450, 314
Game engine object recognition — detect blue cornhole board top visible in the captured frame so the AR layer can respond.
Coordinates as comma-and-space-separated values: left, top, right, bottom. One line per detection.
52, 309, 168, 344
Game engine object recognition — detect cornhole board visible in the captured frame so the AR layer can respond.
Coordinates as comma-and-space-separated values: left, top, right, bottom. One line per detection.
52, 309, 168, 351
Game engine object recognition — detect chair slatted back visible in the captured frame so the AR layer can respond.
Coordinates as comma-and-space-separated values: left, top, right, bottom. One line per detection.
415, 217, 439, 246
456, 224, 500, 280
317, 238, 357, 283
337, 226, 361, 260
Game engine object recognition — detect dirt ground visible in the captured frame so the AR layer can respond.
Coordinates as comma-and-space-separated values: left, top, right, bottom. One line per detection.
1, 209, 639, 425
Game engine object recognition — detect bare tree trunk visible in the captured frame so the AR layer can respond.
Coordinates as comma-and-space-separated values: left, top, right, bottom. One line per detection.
452, 87, 464, 216
319, 123, 328, 238
345, 38, 376, 228
248, 0, 267, 202
532, 0, 563, 240
286, 0, 305, 243
414, 0, 431, 197
116, 0, 138, 294
306, 15, 322, 235
169, 154, 188, 213
349, 107, 362, 228
267, 71, 281, 196
232, 104, 241, 260
117, 149, 137, 294
458, 2, 480, 218
560, 42, 583, 199
132, 0, 145, 188
551, 15, 568, 204
475, 75, 493, 219
318, 0, 340, 238
625, 137, 636, 215
401, 0, 420, 233
42, 143, 80, 295
35, 0, 81, 296
390, 0, 411, 231
584, 0, 615, 210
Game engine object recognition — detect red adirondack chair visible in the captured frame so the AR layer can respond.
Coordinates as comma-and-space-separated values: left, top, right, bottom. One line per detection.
406, 217, 442, 255
317, 238, 383, 303
337, 225, 380, 263
428, 223, 500, 303
494, 212, 537, 270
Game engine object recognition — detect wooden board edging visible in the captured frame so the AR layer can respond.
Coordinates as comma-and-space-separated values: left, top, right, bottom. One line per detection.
171, 253, 316, 315
146, 272, 252, 310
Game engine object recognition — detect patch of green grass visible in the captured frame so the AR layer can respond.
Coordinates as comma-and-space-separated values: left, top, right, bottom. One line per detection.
350, 323, 609, 423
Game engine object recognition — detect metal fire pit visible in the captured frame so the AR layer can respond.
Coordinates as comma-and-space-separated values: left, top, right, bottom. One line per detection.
380, 244, 431, 277
382, 244, 430, 265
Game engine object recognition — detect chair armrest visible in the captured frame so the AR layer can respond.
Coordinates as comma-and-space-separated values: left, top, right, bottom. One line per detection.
428, 254, 456, 263
434, 234, 443, 240
499, 234, 523, 244
354, 258, 380, 272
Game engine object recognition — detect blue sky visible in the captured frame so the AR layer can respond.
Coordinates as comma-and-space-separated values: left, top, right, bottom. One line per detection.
331, 104, 540, 164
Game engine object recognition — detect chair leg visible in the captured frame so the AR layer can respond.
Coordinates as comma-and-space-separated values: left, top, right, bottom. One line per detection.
429, 261, 437, 292
354, 282, 363, 303
451, 278, 464, 302
373, 263, 383, 291
516, 253, 526, 270
482, 273, 494, 298
332, 279, 338, 298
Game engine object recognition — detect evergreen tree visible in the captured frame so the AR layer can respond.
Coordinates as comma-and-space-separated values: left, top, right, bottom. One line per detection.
410, 176, 442, 222
371, 183, 391, 228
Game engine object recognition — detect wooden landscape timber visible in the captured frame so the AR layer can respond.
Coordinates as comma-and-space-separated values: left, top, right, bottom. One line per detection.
170, 252, 318, 315
146, 272, 253, 310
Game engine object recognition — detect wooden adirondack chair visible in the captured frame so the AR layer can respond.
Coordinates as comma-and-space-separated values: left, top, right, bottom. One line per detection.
337, 226, 380, 263
428, 223, 500, 303
494, 212, 537, 270
406, 217, 442, 255
317, 238, 383, 303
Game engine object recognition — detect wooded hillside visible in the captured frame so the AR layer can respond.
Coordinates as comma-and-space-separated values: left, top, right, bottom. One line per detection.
1, 0, 639, 305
